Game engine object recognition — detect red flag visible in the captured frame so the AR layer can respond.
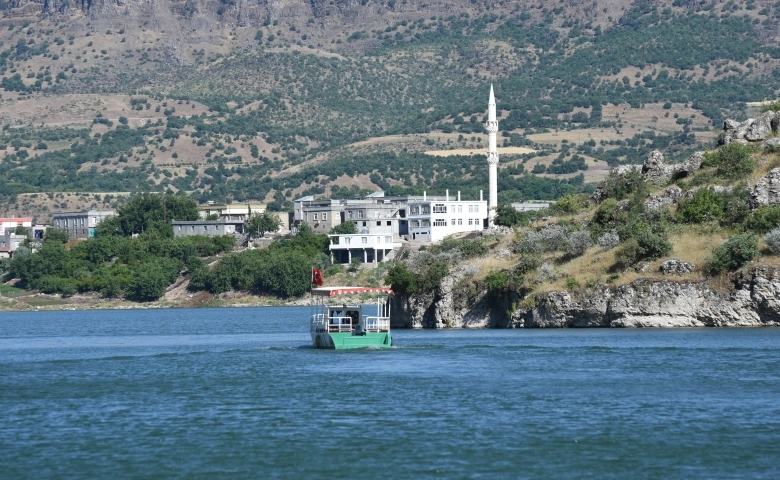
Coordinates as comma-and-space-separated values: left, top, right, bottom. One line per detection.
312, 267, 324, 286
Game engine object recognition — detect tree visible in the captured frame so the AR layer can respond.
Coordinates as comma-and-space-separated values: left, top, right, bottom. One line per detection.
330, 221, 357, 234
115, 193, 199, 236
13, 225, 28, 236
43, 228, 70, 244
125, 258, 182, 301
248, 211, 282, 237
495, 204, 530, 227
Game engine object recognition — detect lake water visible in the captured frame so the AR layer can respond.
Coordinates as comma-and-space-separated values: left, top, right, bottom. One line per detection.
1, 307, 779, 479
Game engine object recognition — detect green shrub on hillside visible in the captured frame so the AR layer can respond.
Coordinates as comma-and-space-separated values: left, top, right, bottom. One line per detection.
614, 230, 672, 268
598, 168, 645, 201
705, 233, 759, 275
743, 206, 780, 234
703, 143, 755, 180
552, 194, 587, 215
485, 270, 508, 295
676, 188, 725, 223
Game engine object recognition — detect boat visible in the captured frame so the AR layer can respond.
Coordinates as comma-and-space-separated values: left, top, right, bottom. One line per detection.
309, 287, 394, 349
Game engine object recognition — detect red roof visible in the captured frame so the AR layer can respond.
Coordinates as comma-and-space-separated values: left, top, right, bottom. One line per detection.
0, 218, 33, 224
311, 287, 394, 297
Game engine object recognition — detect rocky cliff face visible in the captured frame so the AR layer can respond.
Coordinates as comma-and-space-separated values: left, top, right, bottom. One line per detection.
392, 266, 780, 328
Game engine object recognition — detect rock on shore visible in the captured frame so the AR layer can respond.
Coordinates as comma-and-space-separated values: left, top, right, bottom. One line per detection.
391, 267, 780, 328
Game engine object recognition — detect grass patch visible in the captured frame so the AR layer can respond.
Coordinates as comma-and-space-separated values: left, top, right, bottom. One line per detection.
0, 284, 29, 298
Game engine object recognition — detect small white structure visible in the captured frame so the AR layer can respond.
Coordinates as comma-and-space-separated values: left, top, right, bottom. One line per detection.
511, 202, 551, 212
52, 210, 115, 240
407, 191, 488, 243
198, 203, 266, 222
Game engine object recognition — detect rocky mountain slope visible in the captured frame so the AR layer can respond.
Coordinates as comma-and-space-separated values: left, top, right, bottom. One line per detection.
0, 0, 779, 218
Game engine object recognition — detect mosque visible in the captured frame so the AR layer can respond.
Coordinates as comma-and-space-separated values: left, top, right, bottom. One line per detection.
300, 86, 500, 263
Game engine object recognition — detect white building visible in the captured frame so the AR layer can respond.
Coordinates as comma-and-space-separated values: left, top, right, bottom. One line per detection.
0, 217, 32, 235
328, 230, 402, 264
52, 210, 115, 240
407, 191, 488, 243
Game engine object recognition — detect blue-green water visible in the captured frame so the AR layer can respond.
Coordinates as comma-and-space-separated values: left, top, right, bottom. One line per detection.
1, 307, 780, 479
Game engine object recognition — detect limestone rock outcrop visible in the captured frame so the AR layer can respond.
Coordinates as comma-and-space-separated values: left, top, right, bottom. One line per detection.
393, 267, 780, 329
645, 185, 684, 210
641, 149, 703, 184
750, 167, 780, 208
592, 151, 703, 203
659, 259, 695, 275
722, 111, 779, 145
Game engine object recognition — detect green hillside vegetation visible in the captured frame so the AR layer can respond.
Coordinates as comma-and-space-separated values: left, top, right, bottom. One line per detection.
385, 141, 780, 300
0, 0, 778, 213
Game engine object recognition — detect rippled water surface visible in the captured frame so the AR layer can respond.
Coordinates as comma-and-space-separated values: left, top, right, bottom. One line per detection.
2, 307, 780, 478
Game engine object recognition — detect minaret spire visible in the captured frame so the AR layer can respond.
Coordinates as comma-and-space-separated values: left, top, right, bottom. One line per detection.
485, 84, 499, 227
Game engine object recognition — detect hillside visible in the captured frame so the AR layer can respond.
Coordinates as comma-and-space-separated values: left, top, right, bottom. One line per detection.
0, 0, 779, 219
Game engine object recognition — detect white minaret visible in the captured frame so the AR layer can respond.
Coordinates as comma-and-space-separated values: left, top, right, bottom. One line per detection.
485, 84, 499, 227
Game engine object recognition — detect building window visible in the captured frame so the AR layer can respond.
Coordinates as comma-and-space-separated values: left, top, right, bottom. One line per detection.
387, 221, 391, 226
204, 226, 208, 231
458, 205, 463, 213
345, 237, 351, 244
313, 213, 318, 221
411, 206, 420, 215
323, 213, 327, 220
361, 237, 367, 244
385, 236, 392, 243
458, 219, 463, 225
451, 219, 456, 225
362, 222, 367, 227
377, 221, 381, 226
468, 219, 473, 225
421, 220, 431, 227
421, 206, 430, 214
348, 211, 353, 219
433, 204, 446, 213
433, 219, 447, 227
358, 211, 363, 218
410, 221, 419, 227
376, 236, 381, 243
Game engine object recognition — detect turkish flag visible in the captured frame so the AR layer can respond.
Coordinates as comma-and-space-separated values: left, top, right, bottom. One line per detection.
312, 267, 324, 286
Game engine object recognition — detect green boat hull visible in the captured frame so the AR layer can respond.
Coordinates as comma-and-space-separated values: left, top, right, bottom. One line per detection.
312, 331, 392, 349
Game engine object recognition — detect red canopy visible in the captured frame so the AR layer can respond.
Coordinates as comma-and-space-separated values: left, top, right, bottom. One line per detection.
311, 287, 394, 297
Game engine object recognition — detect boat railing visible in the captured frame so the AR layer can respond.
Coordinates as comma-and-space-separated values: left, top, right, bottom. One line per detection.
310, 314, 327, 333
364, 316, 390, 332
327, 316, 355, 333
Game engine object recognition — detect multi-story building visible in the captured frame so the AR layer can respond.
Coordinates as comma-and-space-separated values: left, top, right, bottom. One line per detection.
407, 191, 488, 243
0, 217, 32, 235
294, 192, 408, 235
52, 210, 115, 240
